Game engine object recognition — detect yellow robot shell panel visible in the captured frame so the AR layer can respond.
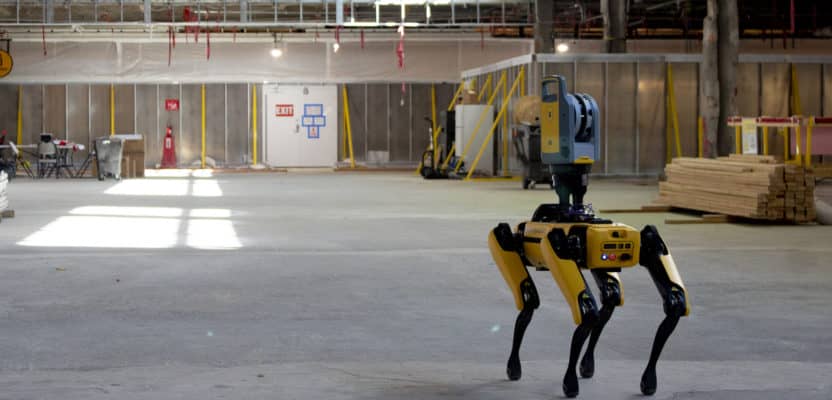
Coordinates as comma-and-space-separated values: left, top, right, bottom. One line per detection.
540, 101, 559, 154
660, 254, 690, 316
540, 235, 587, 325
488, 231, 531, 310
585, 224, 641, 270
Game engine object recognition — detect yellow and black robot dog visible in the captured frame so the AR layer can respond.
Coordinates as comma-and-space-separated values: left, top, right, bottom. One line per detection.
488, 75, 689, 398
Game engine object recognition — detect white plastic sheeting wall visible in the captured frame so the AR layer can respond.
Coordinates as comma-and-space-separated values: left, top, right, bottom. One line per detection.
2, 38, 532, 84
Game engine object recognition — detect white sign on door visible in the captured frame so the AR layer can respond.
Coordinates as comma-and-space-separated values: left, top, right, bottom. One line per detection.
265, 85, 337, 167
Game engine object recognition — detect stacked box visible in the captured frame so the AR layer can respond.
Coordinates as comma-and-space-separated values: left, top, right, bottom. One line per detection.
120, 135, 146, 179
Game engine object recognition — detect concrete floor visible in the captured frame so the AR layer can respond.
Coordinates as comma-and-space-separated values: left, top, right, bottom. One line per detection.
0, 172, 831, 399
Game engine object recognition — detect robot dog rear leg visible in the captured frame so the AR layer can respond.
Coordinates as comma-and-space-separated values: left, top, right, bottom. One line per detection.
488, 223, 540, 381
639, 225, 689, 396
579, 270, 623, 379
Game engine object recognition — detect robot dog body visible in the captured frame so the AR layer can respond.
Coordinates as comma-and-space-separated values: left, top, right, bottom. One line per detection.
489, 76, 689, 397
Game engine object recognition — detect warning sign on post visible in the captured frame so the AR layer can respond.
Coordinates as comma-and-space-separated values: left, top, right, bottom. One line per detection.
0, 50, 13, 78
275, 104, 294, 117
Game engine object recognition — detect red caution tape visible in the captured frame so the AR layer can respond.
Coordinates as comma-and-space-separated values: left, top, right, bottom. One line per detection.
42, 25, 47, 56
168, 26, 173, 66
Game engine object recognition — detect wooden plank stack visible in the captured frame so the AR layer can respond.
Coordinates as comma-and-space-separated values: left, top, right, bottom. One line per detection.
657, 155, 816, 223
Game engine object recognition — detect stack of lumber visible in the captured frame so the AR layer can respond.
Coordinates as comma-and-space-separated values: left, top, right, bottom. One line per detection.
658, 155, 816, 223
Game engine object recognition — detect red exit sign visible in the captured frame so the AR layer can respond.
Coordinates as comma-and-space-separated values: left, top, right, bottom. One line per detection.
275, 104, 294, 117
165, 99, 180, 111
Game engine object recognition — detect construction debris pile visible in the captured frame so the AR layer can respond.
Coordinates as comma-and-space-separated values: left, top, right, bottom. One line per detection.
658, 155, 816, 223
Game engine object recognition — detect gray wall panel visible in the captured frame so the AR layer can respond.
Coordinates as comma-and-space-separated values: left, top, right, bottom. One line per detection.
180, 84, 201, 166
606, 63, 637, 174
389, 84, 410, 162
761, 64, 790, 159
410, 84, 433, 162
22, 84, 43, 146
638, 63, 665, 174
157, 85, 182, 165
736, 63, 760, 116
366, 84, 388, 155
90, 84, 110, 139
672, 63, 699, 158
114, 84, 135, 134
135, 85, 159, 166
796, 64, 822, 117
44, 85, 66, 139
205, 84, 226, 165
66, 84, 91, 162
575, 63, 606, 173
225, 84, 249, 166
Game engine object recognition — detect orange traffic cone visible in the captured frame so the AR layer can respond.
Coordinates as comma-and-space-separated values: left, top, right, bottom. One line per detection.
161, 126, 177, 168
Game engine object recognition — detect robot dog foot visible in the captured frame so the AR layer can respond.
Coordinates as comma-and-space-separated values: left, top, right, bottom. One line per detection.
640, 369, 657, 396
563, 371, 580, 398
507, 356, 522, 381
579, 354, 594, 378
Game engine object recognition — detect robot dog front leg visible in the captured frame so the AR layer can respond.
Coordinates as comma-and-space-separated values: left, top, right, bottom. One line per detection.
639, 225, 690, 396
579, 270, 623, 379
541, 229, 600, 398
488, 223, 540, 381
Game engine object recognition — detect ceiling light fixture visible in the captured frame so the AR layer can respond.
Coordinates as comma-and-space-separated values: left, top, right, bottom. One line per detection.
270, 33, 283, 58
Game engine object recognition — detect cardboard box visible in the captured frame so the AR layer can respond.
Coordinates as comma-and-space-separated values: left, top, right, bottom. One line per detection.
462, 90, 478, 105
121, 153, 146, 179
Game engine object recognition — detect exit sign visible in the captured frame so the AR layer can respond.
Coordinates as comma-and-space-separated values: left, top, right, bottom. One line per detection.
276, 104, 294, 117
165, 99, 180, 111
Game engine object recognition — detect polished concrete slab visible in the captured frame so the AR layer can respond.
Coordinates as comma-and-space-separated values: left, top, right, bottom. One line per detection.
0, 172, 830, 399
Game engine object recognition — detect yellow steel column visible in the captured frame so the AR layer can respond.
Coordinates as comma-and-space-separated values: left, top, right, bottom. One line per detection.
734, 125, 741, 154
762, 126, 769, 155
667, 64, 682, 158
201, 84, 206, 169
806, 118, 813, 168
794, 124, 802, 165
110, 84, 115, 136
431, 84, 439, 166
791, 64, 802, 116
501, 71, 508, 176
252, 85, 258, 165
16, 85, 23, 144
697, 116, 704, 158
466, 68, 524, 180
342, 86, 356, 168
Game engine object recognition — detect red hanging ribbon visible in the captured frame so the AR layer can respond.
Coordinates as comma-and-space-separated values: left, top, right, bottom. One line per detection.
360, 29, 365, 49
481, 30, 484, 50
396, 26, 405, 70
206, 30, 211, 60
335, 26, 341, 45
41, 25, 47, 56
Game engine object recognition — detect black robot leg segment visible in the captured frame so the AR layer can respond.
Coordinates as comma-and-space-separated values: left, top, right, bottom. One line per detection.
579, 270, 622, 379
563, 275, 600, 398
507, 276, 540, 381
639, 225, 689, 396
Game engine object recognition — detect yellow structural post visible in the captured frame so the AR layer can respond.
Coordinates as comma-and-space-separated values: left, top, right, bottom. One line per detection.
201, 84, 206, 169
466, 68, 524, 180
665, 91, 672, 163
763, 126, 769, 155
791, 64, 802, 116
477, 74, 493, 103
735, 125, 741, 154
697, 116, 704, 158
794, 124, 802, 165
454, 71, 507, 174
252, 85, 258, 165
666, 64, 683, 158
806, 118, 813, 168
16, 85, 23, 144
781, 129, 788, 162
342, 86, 356, 168
109, 84, 115, 136
520, 68, 525, 97
501, 73, 509, 176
